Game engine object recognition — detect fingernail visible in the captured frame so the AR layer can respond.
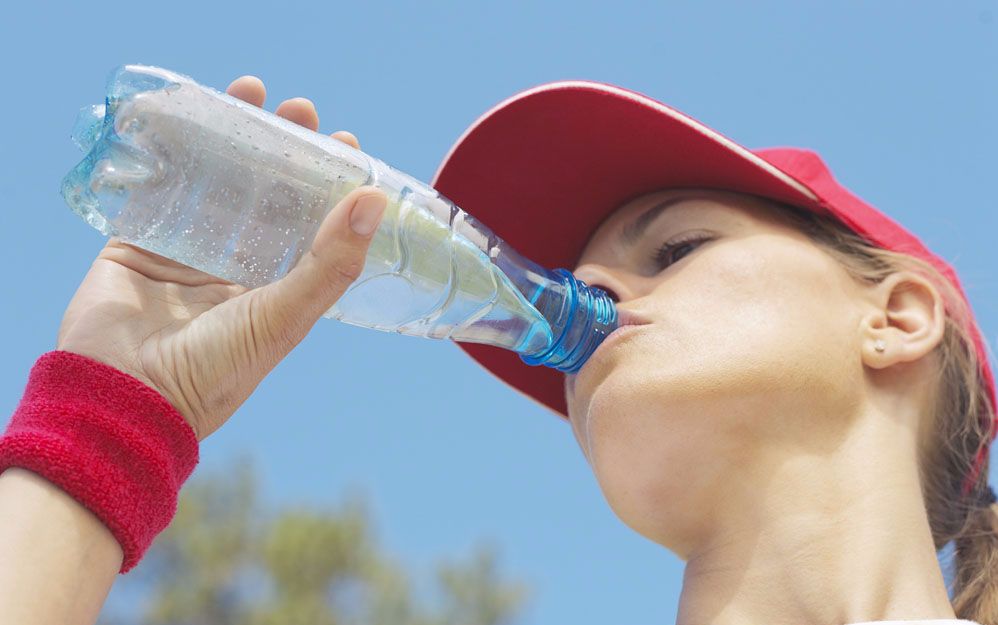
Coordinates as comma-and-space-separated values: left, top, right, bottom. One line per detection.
349, 194, 386, 236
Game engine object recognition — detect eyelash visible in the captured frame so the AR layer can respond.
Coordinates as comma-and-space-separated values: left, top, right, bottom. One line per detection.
652, 233, 713, 270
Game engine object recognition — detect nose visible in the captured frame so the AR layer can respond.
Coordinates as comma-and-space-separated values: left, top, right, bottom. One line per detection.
572, 263, 635, 303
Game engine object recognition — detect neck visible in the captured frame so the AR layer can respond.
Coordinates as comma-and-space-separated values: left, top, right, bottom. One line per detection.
675, 415, 955, 625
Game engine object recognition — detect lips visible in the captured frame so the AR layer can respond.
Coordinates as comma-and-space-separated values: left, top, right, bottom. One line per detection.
615, 308, 653, 328
568, 308, 652, 386
591, 307, 653, 361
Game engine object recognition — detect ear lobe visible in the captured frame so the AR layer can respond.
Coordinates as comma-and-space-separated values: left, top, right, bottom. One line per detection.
862, 271, 946, 369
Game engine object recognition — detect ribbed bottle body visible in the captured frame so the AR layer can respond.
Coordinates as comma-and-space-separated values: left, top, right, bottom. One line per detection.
62, 64, 616, 371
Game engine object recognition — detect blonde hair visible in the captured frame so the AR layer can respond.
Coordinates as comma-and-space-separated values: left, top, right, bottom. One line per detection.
774, 200, 998, 622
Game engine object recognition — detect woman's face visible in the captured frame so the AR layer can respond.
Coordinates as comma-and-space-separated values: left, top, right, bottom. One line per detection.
564, 188, 872, 555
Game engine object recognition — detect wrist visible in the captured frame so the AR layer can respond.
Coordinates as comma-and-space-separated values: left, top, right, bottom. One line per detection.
0, 351, 199, 573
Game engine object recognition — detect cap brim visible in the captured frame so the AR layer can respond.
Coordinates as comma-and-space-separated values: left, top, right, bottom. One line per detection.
430, 80, 827, 418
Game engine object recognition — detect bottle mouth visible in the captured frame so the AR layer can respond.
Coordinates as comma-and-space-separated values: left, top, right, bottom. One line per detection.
520, 269, 618, 373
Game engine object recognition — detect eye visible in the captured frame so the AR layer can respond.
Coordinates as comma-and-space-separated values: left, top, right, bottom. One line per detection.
652, 234, 712, 271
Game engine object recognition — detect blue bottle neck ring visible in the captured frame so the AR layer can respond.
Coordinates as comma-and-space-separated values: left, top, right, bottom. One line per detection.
520, 269, 619, 373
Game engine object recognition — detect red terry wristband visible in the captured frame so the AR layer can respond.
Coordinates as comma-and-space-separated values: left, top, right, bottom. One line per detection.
0, 351, 199, 573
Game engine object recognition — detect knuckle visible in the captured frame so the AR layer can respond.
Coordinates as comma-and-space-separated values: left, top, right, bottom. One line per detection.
271, 318, 309, 354
322, 254, 365, 292
255, 291, 308, 353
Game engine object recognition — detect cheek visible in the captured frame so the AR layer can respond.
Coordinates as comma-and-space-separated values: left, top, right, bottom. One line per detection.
576, 240, 865, 538
668, 239, 863, 404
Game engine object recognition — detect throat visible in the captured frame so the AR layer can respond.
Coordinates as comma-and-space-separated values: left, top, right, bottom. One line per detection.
675, 464, 953, 625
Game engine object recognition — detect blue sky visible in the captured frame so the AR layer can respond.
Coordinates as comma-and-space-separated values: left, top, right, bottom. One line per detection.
2, 2, 997, 623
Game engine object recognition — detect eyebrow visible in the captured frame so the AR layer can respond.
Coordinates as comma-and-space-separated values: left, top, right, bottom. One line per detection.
619, 195, 697, 247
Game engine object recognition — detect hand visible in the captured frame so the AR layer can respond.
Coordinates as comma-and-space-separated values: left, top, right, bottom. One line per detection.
56, 76, 387, 441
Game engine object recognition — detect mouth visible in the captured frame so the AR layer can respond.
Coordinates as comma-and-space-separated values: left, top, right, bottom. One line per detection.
590, 323, 647, 357
615, 308, 653, 329
567, 308, 652, 385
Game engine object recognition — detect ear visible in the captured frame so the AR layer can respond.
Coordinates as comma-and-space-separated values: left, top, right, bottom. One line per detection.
860, 271, 946, 370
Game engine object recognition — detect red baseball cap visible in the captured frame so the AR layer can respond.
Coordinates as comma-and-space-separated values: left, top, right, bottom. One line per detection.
430, 80, 996, 490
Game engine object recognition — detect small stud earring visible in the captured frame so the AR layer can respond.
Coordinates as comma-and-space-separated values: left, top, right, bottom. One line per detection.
874, 339, 887, 353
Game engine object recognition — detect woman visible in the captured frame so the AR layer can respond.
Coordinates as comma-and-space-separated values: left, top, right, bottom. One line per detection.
0, 75, 993, 625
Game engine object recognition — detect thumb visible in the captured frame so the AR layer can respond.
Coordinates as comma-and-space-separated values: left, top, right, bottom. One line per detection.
254, 186, 387, 340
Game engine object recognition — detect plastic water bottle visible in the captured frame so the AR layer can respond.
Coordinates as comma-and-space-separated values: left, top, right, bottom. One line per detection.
61, 65, 617, 373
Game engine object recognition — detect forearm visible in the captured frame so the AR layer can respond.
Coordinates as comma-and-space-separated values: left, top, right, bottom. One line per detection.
0, 467, 121, 625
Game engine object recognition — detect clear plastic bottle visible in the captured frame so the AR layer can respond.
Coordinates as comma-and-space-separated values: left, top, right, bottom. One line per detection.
62, 65, 617, 373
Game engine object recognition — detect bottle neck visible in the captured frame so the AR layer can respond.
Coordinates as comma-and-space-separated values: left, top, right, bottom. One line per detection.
519, 269, 618, 373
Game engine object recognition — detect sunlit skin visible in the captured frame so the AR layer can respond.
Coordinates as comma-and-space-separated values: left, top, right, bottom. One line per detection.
0, 76, 382, 625
0, 78, 969, 625
564, 189, 957, 623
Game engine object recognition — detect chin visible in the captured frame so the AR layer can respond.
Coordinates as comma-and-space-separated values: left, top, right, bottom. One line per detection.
596, 460, 692, 553
583, 376, 714, 553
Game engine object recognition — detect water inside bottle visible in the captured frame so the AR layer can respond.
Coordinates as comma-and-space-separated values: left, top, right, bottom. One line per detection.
61, 66, 554, 357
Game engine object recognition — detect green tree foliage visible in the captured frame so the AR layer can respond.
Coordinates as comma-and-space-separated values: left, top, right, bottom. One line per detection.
101, 457, 529, 625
